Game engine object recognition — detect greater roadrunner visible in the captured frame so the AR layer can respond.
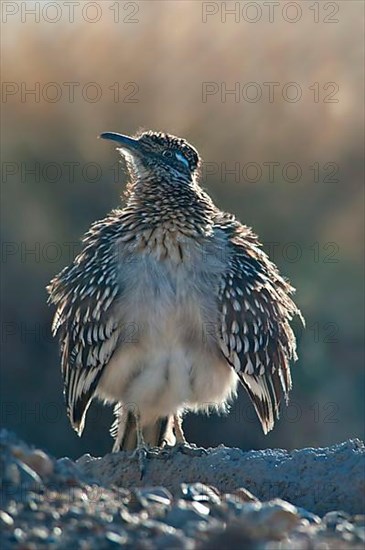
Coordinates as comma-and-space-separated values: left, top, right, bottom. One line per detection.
47, 130, 303, 459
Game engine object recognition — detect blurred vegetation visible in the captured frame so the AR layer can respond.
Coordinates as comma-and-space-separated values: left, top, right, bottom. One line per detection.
1, 2, 364, 459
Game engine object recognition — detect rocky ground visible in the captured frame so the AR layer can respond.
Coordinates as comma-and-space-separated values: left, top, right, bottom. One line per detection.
1, 430, 364, 549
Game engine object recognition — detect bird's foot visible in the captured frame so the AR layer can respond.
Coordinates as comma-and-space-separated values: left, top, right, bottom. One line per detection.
130, 445, 148, 479
165, 442, 209, 457
131, 445, 168, 478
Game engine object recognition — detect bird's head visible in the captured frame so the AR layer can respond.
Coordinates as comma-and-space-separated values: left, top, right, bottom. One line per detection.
100, 130, 201, 185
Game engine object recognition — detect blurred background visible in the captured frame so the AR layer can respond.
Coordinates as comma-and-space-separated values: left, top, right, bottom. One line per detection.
1, 1, 364, 459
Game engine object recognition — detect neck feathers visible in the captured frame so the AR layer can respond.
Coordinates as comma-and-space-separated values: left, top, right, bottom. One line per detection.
123, 174, 216, 238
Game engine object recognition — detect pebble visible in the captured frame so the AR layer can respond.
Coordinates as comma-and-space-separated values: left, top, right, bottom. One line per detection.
0, 510, 14, 527
105, 530, 128, 545
31, 526, 49, 540
164, 500, 210, 529
17, 459, 44, 491
236, 499, 302, 540
179, 483, 221, 505
13, 527, 25, 541
132, 486, 173, 509
231, 487, 259, 503
12, 447, 54, 478
296, 506, 322, 524
323, 510, 351, 528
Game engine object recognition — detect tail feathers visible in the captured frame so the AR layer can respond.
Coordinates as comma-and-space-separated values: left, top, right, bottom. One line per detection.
111, 408, 175, 451
69, 393, 93, 437
239, 369, 289, 434
66, 367, 104, 437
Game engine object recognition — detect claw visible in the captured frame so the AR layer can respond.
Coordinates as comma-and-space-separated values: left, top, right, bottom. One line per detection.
131, 445, 170, 478
131, 445, 148, 479
171, 442, 208, 457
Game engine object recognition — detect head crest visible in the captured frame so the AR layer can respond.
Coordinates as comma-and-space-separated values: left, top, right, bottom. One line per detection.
136, 130, 200, 171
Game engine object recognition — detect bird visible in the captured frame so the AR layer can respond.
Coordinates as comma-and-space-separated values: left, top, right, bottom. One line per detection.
47, 129, 303, 463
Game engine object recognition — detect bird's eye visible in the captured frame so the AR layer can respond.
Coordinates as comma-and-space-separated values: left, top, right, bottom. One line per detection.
175, 151, 190, 169
162, 149, 190, 169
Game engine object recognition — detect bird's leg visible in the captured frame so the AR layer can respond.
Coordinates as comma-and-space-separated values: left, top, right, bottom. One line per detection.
130, 411, 167, 476
135, 412, 146, 449
131, 410, 149, 479
174, 413, 187, 444
171, 413, 208, 457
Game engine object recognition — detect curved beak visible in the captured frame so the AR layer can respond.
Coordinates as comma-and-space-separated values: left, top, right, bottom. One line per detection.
99, 132, 140, 153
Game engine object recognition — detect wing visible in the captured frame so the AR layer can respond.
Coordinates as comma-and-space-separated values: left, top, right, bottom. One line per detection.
216, 221, 304, 434
47, 213, 124, 435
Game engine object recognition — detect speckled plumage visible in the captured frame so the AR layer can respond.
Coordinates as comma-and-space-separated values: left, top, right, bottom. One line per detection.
47, 130, 303, 449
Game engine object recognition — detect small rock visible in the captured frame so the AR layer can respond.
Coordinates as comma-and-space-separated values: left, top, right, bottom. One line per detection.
353, 515, 365, 526
323, 510, 351, 528
0, 510, 14, 527
30, 527, 49, 540
119, 506, 141, 525
12, 447, 54, 478
237, 499, 301, 540
190, 501, 210, 517
230, 487, 259, 504
26, 499, 38, 511
105, 531, 128, 545
132, 486, 172, 508
16, 459, 43, 490
295, 506, 321, 524
336, 520, 356, 534
13, 527, 25, 542
164, 500, 210, 529
141, 518, 179, 535
179, 483, 221, 505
